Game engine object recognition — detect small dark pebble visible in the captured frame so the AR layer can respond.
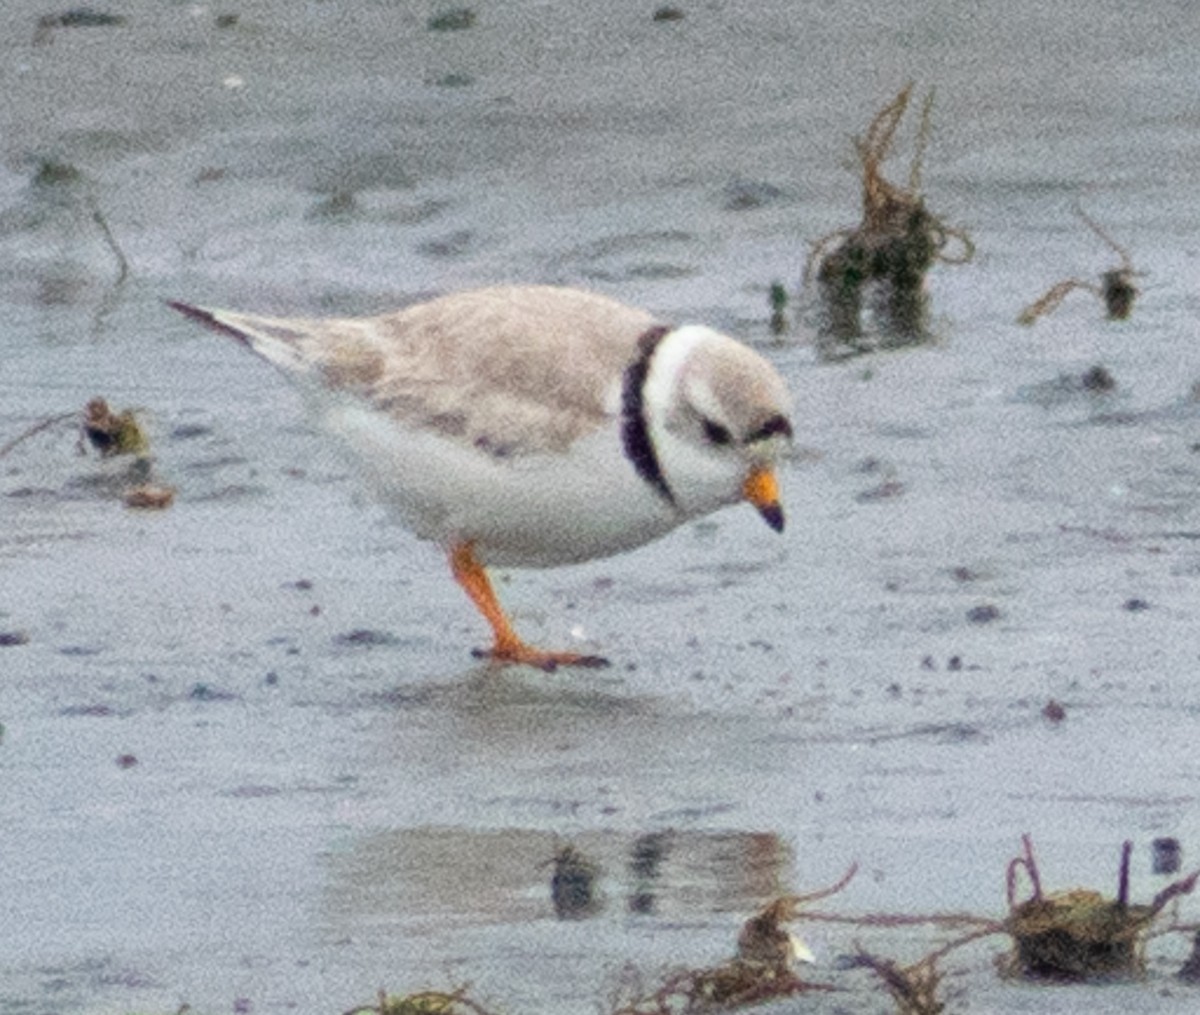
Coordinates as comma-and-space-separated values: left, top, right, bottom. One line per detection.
1153, 837, 1182, 875
652, 5, 685, 20
59, 644, 102, 657
189, 683, 236, 702
169, 422, 213, 441
856, 479, 905, 503
966, 603, 1001, 625
308, 190, 358, 221
427, 7, 475, 31
925, 721, 985, 744
1081, 364, 1116, 392
334, 628, 398, 647
33, 159, 83, 186
431, 72, 475, 88
1123, 597, 1151, 612
38, 9, 127, 30
59, 703, 114, 717
284, 578, 314, 591
1042, 699, 1066, 724
628, 892, 655, 914
115, 753, 138, 769
722, 178, 786, 212
946, 655, 963, 671
417, 229, 478, 259
228, 785, 282, 799
214, 12, 239, 28
0, 631, 30, 647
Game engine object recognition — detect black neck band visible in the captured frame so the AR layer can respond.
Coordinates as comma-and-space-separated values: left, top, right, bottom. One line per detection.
621, 325, 676, 507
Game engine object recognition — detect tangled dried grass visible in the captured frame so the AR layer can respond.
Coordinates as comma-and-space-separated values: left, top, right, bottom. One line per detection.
1017, 206, 1140, 324
847, 951, 946, 1015
1001, 835, 1199, 980
608, 865, 857, 1014
804, 84, 973, 353
0, 397, 173, 509
343, 987, 499, 1015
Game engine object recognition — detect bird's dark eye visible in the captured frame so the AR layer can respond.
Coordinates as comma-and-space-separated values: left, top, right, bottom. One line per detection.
702, 417, 733, 446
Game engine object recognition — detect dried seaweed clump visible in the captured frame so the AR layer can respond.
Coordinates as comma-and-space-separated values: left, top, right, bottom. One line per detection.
0, 397, 173, 509
344, 987, 499, 1015
805, 84, 973, 354
609, 865, 855, 1014
1017, 206, 1139, 324
847, 952, 945, 1015
0, 396, 148, 462
1001, 835, 1199, 980
82, 397, 148, 457
82, 398, 175, 508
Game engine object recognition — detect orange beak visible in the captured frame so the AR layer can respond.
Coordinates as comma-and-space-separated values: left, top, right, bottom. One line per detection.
743, 465, 784, 532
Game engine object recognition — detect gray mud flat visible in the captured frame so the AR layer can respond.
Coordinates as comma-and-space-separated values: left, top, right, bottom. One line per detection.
3, 2, 1200, 1013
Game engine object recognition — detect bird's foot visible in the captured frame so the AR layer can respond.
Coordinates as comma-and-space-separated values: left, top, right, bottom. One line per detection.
472, 641, 610, 672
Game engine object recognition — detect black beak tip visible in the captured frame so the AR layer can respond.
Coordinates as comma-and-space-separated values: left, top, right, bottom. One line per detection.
759, 503, 785, 533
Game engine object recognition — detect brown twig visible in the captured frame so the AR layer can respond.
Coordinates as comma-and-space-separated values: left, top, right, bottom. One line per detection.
774, 862, 860, 916
1006, 833, 1043, 906
849, 950, 947, 1015
1117, 840, 1132, 910
798, 910, 997, 930
0, 412, 77, 459
87, 197, 130, 286
1075, 203, 1134, 272
1017, 279, 1098, 325
1018, 205, 1139, 324
1150, 869, 1200, 916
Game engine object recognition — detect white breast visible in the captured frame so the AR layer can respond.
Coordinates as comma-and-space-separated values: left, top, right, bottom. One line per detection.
320, 396, 683, 568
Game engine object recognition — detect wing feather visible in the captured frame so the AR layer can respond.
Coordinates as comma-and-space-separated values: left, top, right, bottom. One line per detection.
178, 286, 659, 456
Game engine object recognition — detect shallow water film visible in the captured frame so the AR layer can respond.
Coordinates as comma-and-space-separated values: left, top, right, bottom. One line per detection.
4, 2, 1200, 1013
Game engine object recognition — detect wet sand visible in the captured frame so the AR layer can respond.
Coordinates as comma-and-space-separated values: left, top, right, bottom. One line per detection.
3, 1, 1200, 1012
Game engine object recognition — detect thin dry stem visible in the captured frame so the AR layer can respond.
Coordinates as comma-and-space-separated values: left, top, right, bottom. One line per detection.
87, 197, 130, 286
908, 88, 936, 194
0, 412, 77, 459
767, 862, 860, 920
851, 950, 946, 1015
1075, 203, 1133, 270
799, 910, 999, 931
1017, 279, 1098, 325
1006, 833, 1044, 906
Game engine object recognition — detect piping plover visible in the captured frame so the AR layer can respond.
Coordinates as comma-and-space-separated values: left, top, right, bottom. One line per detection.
170, 285, 793, 670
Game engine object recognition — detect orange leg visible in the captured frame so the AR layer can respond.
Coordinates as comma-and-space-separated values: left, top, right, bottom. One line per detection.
449, 542, 608, 671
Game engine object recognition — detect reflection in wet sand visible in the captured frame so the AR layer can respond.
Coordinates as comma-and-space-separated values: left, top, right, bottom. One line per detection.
323, 827, 792, 930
